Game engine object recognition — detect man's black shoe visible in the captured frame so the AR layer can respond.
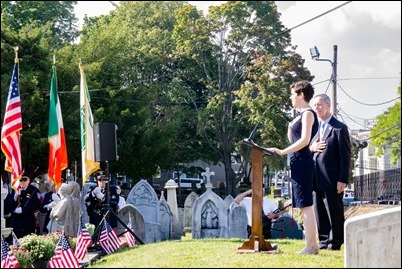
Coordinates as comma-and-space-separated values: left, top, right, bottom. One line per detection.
327, 244, 341, 250
319, 244, 328, 250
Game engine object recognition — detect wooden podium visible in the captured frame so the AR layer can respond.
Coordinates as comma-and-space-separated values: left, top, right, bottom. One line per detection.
237, 139, 278, 254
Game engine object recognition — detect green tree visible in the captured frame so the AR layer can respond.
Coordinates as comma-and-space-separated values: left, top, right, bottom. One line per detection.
1, 0, 81, 179
370, 85, 401, 165
1, 1, 79, 49
173, 1, 312, 195
73, 1, 210, 182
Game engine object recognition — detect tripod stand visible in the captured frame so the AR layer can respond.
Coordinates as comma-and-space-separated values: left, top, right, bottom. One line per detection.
91, 205, 144, 245
90, 161, 144, 246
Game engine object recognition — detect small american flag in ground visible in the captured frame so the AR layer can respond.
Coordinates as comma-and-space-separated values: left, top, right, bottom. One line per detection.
99, 221, 121, 254
1, 235, 19, 268
125, 219, 136, 247
11, 232, 20, 247
48, 233, 79, 268
74, 216, 92, 260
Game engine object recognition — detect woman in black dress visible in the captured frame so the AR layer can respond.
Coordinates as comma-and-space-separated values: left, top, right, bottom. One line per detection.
267, 81, 319, 255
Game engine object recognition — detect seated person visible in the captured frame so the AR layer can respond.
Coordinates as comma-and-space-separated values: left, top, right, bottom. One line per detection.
230, 184, 280, 239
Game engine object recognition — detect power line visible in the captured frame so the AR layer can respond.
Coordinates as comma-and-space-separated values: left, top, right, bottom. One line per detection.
337, 82, 401, 106
280, 1, 353, 34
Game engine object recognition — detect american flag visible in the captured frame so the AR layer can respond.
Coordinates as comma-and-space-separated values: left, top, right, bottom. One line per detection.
99, 221, 121, 254
1, 235, 20, 268
11, 232, 20, 247
48, 233, 79, 268
74, 216, 92, 260
1, 60, 23, 190
125, 216, 136, 247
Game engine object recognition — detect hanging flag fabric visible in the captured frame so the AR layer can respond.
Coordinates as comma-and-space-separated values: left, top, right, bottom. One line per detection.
74, 216, 92, 260
48, 233, 79, 268
1, 57, 23, 190
1, 234, 20, 268
79, 63, 100, 181
99, 221, 121, 254
48, 65, 68, 190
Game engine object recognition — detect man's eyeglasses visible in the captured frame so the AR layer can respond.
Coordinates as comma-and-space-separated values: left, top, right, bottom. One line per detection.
20, 178, 29, 182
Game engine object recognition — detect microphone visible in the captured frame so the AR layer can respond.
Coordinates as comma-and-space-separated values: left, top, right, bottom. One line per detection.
245, 104, 274, 141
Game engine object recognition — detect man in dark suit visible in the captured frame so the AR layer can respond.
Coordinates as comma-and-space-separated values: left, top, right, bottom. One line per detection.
310, 94, 351, 251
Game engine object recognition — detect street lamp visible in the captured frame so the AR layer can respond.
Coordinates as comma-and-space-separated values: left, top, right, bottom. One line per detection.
309, 45, 338, 117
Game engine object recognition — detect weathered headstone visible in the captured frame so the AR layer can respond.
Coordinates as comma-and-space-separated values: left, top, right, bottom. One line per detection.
183, 191, 198, 233
201, 167, 215, 188
126, 180, 160, 243
192, 187, 228, 239
116, 204, 146, 243
159, 195, 173, 241
228, 206, 248, 238
164, 180, 182, 239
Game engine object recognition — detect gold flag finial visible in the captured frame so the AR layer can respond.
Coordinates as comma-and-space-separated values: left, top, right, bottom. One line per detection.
14, 46, 19, 63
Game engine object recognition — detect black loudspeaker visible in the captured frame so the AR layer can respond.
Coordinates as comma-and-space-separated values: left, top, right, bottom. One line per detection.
94, 123, 118, 162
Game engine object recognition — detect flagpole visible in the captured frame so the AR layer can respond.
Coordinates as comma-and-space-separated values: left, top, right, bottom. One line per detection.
2, 46, 23, 191
80, 60, 100, 183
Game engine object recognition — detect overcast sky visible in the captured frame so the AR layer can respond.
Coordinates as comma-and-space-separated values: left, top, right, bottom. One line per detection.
75, 1, 401, 131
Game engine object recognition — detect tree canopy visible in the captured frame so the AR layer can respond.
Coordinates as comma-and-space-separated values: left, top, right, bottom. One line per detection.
2, 1, 396, 196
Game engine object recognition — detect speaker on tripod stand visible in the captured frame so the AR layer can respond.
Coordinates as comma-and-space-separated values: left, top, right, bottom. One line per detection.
92, 123, 144, 245
94, 123, 118, 162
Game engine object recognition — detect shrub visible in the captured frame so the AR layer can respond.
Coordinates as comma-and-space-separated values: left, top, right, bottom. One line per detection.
19, 233, 56, 262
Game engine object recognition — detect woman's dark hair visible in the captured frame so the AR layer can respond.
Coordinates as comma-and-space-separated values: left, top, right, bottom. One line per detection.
291, 80, 315, 102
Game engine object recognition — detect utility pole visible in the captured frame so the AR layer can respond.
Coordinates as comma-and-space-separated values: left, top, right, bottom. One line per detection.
310, 44, 338, 117
331, 45, 338, 117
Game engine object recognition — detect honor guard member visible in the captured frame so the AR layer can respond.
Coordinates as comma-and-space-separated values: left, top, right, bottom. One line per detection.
10, 175, 41, 238
85, 173, 107, 230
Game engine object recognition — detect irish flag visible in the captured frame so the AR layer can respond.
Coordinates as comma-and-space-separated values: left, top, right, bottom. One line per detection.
80, 63, 100, 181
48, 65, 68, 190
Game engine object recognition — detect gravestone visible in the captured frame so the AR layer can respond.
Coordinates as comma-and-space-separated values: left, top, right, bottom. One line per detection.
192, 180, 228, 239
116, 204, 146, 243
159, 195, 173, 241
201, 167, 215, 188
164, 180, 182, 239
228, 206, 248, 238
126, 180, 160, 243
223, 195, 234, 209
183, 191, 198, 233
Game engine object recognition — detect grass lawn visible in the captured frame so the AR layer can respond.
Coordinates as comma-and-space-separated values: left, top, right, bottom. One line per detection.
88, 234, 344, 268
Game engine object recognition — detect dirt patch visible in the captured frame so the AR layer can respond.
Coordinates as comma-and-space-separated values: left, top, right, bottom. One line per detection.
344, 204, 399, 220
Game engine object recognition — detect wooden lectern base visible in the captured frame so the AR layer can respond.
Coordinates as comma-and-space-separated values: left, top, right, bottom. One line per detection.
237, 235, 279, 254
